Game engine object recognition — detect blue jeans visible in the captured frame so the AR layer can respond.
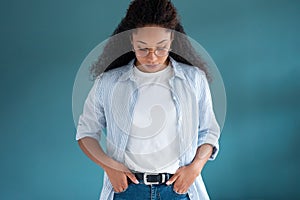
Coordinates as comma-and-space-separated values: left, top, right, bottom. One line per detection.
113, 181, 190, 200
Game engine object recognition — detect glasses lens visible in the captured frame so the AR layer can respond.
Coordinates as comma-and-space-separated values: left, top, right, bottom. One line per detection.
155, 48, 169, 57
135, 49, 148, 57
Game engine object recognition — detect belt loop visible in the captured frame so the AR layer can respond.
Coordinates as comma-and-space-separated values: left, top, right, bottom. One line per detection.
161, 174, 166, 183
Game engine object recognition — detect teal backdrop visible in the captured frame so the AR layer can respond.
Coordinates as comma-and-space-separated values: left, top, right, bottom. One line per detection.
1, 0, 299, 199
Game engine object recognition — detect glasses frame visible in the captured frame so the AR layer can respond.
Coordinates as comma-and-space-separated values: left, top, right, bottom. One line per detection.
132, 47, 172, 57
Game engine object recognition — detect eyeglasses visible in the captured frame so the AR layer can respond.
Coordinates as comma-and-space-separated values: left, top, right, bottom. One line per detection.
132, 47, 172, 57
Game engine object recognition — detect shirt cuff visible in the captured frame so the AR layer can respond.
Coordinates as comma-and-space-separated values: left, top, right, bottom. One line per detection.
197, 131, 220, 160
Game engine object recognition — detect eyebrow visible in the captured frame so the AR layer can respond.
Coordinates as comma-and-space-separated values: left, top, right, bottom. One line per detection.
136, 39, 169, 45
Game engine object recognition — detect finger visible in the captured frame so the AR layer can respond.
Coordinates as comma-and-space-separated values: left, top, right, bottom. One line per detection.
173, 185, 185, 194
166, 174, 179, 185
117, 176, 129, 191
114, 187, 125, 193
178, 185, 188, 194
116, 182, 128, 193
117, 188, 126, 193
121, 181, 128, 189
126, 172, 139, 184
176, 190, 188, 194
174, 184, 187, 194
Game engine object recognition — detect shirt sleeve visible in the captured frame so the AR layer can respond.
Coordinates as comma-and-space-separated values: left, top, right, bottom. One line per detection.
75, 75, 106, 141
196, 69, 221, 160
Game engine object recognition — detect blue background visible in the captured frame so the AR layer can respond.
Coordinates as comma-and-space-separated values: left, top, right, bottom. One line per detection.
1, 0, 299, 199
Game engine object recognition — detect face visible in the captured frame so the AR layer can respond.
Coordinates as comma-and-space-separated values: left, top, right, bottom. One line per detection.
131, 26, 173, 73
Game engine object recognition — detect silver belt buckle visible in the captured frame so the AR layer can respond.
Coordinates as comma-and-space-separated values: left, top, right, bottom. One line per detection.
143, 173, 165, 185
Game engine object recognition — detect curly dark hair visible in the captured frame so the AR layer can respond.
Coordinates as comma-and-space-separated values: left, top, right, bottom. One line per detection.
90, 0, 210, 81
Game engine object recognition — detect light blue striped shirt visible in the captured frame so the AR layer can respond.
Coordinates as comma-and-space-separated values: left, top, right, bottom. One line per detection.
76, 57, 220, 200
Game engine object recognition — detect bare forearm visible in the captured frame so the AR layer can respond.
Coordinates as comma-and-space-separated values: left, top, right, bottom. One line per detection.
190, 144, 213, 173
78, 137, 115, 171
78, 137, 139, 190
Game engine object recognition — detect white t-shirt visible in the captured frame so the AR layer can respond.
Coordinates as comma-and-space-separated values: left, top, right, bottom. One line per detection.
124, 64, 180, 173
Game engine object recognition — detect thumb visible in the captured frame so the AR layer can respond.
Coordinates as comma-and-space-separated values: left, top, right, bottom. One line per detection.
125, 172, 139, 184
166, 173, 178, 185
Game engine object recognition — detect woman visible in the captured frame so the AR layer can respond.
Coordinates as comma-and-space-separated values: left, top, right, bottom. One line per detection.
76, 0, 220, 199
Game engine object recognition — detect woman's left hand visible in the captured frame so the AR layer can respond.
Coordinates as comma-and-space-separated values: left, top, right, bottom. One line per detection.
166, 163, 201, 194
166, 144, 213, 194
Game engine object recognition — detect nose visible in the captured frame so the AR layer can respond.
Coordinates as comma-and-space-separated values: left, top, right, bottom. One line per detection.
146, 50, 157, 61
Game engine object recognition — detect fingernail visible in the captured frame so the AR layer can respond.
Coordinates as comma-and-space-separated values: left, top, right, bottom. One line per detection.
166, 181, 170, 185
135, 180, 139, 184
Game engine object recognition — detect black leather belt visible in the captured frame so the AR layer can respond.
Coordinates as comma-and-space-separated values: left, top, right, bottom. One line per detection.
134, 173, 173, 185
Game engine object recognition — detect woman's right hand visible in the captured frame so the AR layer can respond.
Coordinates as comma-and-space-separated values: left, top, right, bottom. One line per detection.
77, 137, 139, 192
103, 160, 139, 193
